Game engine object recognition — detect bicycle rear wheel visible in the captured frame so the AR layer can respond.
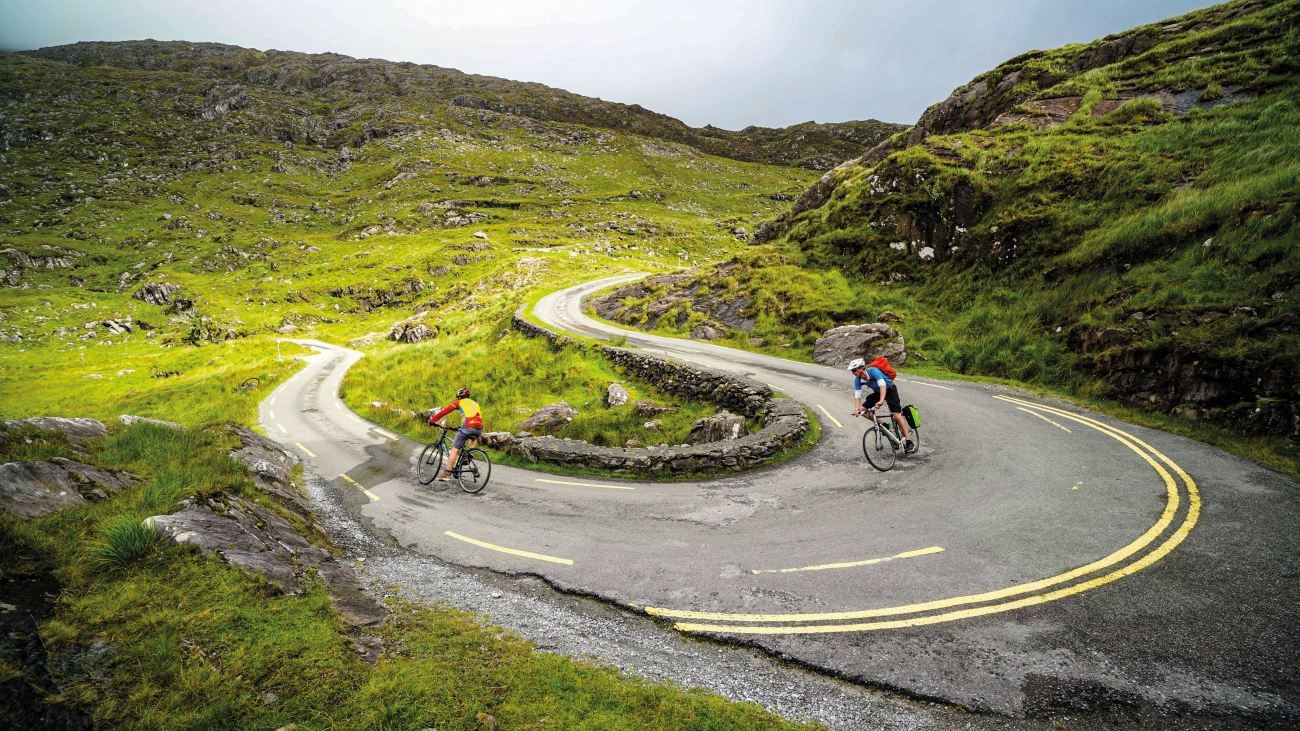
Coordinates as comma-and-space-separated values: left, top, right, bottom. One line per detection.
862, 425, 897, 471
416, 442, 445, 485
456, 447, 491, 494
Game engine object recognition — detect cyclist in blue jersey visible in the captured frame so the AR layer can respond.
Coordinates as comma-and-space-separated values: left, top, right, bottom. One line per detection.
848, 357, 915, 453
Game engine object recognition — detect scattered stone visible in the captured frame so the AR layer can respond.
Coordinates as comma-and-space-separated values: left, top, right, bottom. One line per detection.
690, 324, 722, 340
606, 383, 629, 407
518, 402, 578, 431
118, 415, 184, 430
633, 401, 675, 416
133, 282, 181, 306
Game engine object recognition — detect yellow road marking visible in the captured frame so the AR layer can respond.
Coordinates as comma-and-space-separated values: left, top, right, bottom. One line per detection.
816, 405, 844, 428
648, 395, 1199, 633
295, 442, 317, 458
376, 428, 398, 440
1017, 406, 1072, 433
276, 424, 287, 434
269, 410, 277, 419
536, 478, 634, 491
897, 379, 955, 391
340, 473, 381, 502
445, 530, 574, 565
751, 546, 944, 574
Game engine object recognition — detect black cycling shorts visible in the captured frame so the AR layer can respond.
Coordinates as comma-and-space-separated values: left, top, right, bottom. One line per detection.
864, 387, 902, 414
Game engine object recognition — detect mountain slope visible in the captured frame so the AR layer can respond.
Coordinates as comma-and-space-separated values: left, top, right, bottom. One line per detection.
587, 0, 1300, 455
24, 40, 904, 170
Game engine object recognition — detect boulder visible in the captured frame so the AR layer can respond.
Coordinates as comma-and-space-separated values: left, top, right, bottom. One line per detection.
812, 323, 907, 369
518, 402, 578, 431
606, 383, 629, 407
688, 411, 748, 444
0, 459, 137, 518
478, 432, 514, 448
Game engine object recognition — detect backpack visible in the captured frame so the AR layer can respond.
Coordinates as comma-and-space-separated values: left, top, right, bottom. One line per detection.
869, 356, 897, 380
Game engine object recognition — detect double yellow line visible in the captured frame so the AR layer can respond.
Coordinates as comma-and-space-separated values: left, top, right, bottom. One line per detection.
645, 395, 1200, 634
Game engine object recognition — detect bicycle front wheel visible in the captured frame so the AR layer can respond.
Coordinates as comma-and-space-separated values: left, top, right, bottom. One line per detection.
456, 447, 492, 494
416, 442, 445, 485
862, 425, 897, 471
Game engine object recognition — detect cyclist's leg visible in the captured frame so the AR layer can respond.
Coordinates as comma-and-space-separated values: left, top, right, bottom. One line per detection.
885, 388, 913, 447
443, 428, 469, 477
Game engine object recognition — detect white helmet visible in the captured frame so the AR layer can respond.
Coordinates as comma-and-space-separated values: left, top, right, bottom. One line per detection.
847, 357, 866, 371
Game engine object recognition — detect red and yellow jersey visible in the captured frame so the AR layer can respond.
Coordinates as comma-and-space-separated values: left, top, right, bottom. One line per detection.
432, 398, 484, 429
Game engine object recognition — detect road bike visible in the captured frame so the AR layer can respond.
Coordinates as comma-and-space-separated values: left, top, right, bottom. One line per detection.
854, 406, 920, 472
416, 424, 491, 493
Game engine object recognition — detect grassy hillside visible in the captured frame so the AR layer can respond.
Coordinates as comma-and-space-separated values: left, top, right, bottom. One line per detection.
0, 48, 823, 443
592, 0, 1299, 473
25, 40, 903, 170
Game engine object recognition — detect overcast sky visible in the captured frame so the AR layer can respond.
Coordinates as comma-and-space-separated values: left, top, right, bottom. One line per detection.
3, 0, 1223, 129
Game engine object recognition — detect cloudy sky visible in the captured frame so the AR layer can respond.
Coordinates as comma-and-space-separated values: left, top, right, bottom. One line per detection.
3, 0, 1222, 129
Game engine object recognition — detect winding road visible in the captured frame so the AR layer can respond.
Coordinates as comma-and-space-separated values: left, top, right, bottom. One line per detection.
261, 275, 1299, 723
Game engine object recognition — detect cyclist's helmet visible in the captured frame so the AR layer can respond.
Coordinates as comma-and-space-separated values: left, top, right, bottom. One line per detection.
456, 387, 471, 399
847, 357, 866, 372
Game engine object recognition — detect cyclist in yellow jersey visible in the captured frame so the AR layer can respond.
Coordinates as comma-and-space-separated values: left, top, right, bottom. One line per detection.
429, 387, 485, 481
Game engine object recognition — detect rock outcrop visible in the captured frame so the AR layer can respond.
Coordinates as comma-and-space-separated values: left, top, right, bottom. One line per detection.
145, 494, 384, 626
0, 459, 138, 519
145, 425, 386, 626
1, 417, 108, 451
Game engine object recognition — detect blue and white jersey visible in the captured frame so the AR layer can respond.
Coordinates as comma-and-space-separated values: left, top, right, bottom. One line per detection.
853, 367, 891, 398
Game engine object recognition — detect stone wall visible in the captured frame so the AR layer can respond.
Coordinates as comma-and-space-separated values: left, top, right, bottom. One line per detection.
509, 314, 809, 473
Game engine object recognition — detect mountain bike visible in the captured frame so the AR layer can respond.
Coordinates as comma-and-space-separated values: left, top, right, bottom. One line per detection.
854, 406, 919, 472
416, 424, 491, 493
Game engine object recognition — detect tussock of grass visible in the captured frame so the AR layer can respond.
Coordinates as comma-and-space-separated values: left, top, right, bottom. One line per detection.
89, 517, 162, 573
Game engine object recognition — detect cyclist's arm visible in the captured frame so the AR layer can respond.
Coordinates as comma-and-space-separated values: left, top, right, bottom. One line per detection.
429, 404, 456, 425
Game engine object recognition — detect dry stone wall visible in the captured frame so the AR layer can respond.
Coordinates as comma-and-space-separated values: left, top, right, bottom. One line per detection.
510, 314, 809, 473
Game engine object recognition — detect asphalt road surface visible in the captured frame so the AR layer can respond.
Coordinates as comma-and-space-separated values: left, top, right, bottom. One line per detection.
262, 275, 1299, 727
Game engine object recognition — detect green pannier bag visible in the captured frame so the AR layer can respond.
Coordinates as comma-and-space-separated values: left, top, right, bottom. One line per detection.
903, 404, 921, 429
